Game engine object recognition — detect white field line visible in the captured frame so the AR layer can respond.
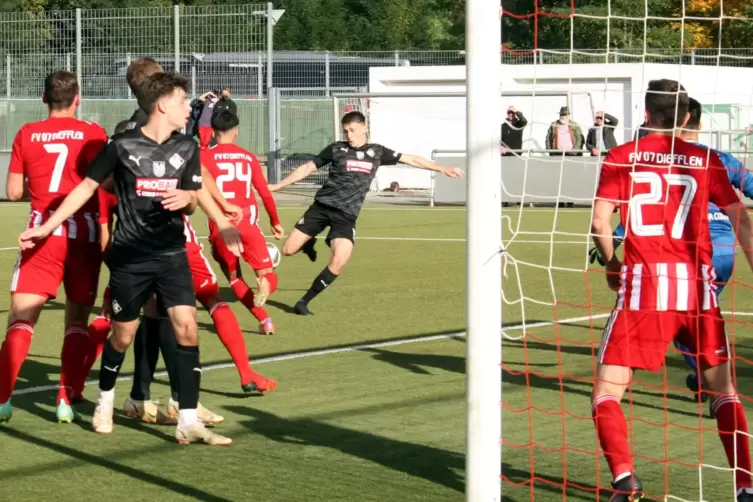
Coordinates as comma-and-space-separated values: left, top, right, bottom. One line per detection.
12, 313, 606, 397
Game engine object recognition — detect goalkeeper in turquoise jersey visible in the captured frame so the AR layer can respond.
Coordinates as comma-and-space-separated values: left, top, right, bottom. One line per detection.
590, 97, 753, 411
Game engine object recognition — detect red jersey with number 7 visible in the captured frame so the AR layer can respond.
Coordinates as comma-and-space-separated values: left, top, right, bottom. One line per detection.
595, 134, 740, 312
200, 143, 280, 226
9, 117, 108, 215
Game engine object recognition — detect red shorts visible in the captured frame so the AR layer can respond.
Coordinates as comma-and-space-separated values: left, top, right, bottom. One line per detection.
11, 236, 102, 306
597, 308, 729, 372
198, 126, 213, 149
209, 219, 272, 273
186, 241, 219, 304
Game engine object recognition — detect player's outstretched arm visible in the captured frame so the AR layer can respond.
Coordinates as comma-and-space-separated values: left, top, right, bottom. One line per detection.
268, 161, 317, 192
725, 202, 753, 271
591, 198, 621, 291
197, 187, 243, 257
250, 155, 284, 239
399, 154, 465, 178
19, 178, 100, 249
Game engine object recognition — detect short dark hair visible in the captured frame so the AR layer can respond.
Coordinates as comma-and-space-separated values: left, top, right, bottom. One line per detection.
685, 97, 702, 130
126, 57, 164, 99
211, 109, 239, 133
113, 120, 131, 135
342, 111, 366, 125
137, 72, 189, 115
43, 71, 79, 110
645, 79, 689, 129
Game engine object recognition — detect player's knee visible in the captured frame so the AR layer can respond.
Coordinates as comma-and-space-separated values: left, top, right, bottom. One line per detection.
170, 308, 198, 345
111, 321, 138, 351
9, 294, 47, 326
329, 250, 351, 274
282, 241, 298, 256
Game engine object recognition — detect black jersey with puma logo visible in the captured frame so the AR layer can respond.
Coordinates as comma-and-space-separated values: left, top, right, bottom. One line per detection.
87, 127, 201, 255
312, 141, 401, 217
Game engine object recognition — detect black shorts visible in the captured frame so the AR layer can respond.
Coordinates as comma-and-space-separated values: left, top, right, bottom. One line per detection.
294, 202, 357, 245
105, 249, 196, 322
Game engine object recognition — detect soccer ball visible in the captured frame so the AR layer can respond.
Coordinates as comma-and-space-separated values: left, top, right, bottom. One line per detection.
267, 242, 281, 268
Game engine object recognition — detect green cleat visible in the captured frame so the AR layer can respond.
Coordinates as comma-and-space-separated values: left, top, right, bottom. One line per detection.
0, 400, 12, 423
56, 400, 78, 424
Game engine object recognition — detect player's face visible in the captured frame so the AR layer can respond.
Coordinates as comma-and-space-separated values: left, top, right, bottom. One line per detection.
343, 121, 367, 147
160, 87, 191, 131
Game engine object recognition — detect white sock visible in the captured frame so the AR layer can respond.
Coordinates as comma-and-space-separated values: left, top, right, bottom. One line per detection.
614, 471, 632, 484
98, 389, 115, 405
178, 408, 198, 427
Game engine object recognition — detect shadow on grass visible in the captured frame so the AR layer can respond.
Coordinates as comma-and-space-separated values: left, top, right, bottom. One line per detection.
0, 427, 233, 501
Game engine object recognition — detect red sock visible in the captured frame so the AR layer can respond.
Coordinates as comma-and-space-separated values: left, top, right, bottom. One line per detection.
210, 303, 254, 385
262, 272, 278, 294
0, 321, 34, 403
593, 395, 633, 480
230, 278, 270, 322
713, 395, 753, 489
57, 324, 89, 405
73, 316, 111, 398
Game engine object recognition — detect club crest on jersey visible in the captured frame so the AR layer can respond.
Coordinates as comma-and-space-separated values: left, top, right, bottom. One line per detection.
356, 151, 365, 160
153, 161, 166, 177
367, 148, 375, 157
169, 153, 185, 169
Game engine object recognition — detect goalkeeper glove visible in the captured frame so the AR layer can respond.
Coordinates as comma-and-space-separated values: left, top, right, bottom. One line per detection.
589, 246, 606, 266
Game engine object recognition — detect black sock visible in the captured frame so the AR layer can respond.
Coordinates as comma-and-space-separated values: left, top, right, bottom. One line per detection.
157, 318, 180, 402
99, 339, 126, 392
175, 344, 200, 410
129, 317, 161, 401
301, 267, 338, 305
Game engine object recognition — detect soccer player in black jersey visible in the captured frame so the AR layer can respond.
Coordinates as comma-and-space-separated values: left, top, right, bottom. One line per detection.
20, 72, 233, 446
269, 111, 464, 315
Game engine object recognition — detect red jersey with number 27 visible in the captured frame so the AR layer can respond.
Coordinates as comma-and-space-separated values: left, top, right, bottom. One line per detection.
201, 143, 280, 226
9, 117, 108, 215
596, 135, 740, 312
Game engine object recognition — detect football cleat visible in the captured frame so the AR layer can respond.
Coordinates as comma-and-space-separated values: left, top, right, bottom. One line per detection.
122, 396, 176, 425
609, 474, 645, 502
301, 237, 318, 262
685, 373, 709, 403
294, 301, 313, 316
56, 400, 78, 423
260, 318, 275, 336
0, 400, 12, 423
175, 423, 232, 446
253, 276, 271, 308
242, 372, 278, 395
168, 399, 225, 425
92, 398, 114, 434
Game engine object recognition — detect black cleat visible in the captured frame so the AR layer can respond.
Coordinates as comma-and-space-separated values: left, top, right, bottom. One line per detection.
294, 301, 313, 316
738, 488, 753, 501
686, 373, 709, 403
610, 474, 645, 502
242, 382, 262, 395
301, 238, 318, 262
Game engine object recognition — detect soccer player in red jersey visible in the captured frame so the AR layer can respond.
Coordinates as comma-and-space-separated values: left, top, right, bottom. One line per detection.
591, 79, 753, 502
0, 71, 108, 423
201, 109, 283, 335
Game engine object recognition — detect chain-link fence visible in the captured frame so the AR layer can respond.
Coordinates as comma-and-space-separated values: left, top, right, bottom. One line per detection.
0, 4, 268, 153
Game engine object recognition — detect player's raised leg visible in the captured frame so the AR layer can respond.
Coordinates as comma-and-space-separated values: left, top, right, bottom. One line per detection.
294, 235, 352, 316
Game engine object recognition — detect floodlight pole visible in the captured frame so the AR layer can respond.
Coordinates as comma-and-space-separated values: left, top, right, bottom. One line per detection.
465, 0, 502, 500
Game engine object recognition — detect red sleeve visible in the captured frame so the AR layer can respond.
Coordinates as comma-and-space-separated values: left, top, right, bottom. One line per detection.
250, 154, 280, 226
97, 189, 116, 224
595, 150, 622, 202
8, 127, 25, 175
200, 151, 216, 179
708, 151, 740, 208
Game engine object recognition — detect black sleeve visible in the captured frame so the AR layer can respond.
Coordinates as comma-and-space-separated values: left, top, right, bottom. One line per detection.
515, 111, 528, 128
312, 144, 335, 169
379, 145, 402, 166
180, 145, 202, 190
87, 140, 119, 183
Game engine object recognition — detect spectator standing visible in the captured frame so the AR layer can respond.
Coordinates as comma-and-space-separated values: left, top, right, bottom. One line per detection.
501, 106, 528, 156
586, 111, 619, 156
215, 87, 237, 116
545, 106, 584, 156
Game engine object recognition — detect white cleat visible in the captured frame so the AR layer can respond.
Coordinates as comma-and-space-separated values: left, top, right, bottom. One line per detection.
175, 422, 232, 446
92, 398, 114, 434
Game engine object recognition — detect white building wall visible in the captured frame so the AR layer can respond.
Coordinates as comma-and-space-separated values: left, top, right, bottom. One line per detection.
368, 63, 753, 190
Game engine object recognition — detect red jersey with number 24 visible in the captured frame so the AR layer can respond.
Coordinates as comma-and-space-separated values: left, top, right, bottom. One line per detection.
596, 135, 740, 312
9, 117, 108, 215
201, 143, 280, 226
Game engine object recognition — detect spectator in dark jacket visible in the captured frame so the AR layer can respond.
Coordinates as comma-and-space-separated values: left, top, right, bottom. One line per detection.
215, 87, 237, 116
585, 111, 619, 156
501, 107, 528, 156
